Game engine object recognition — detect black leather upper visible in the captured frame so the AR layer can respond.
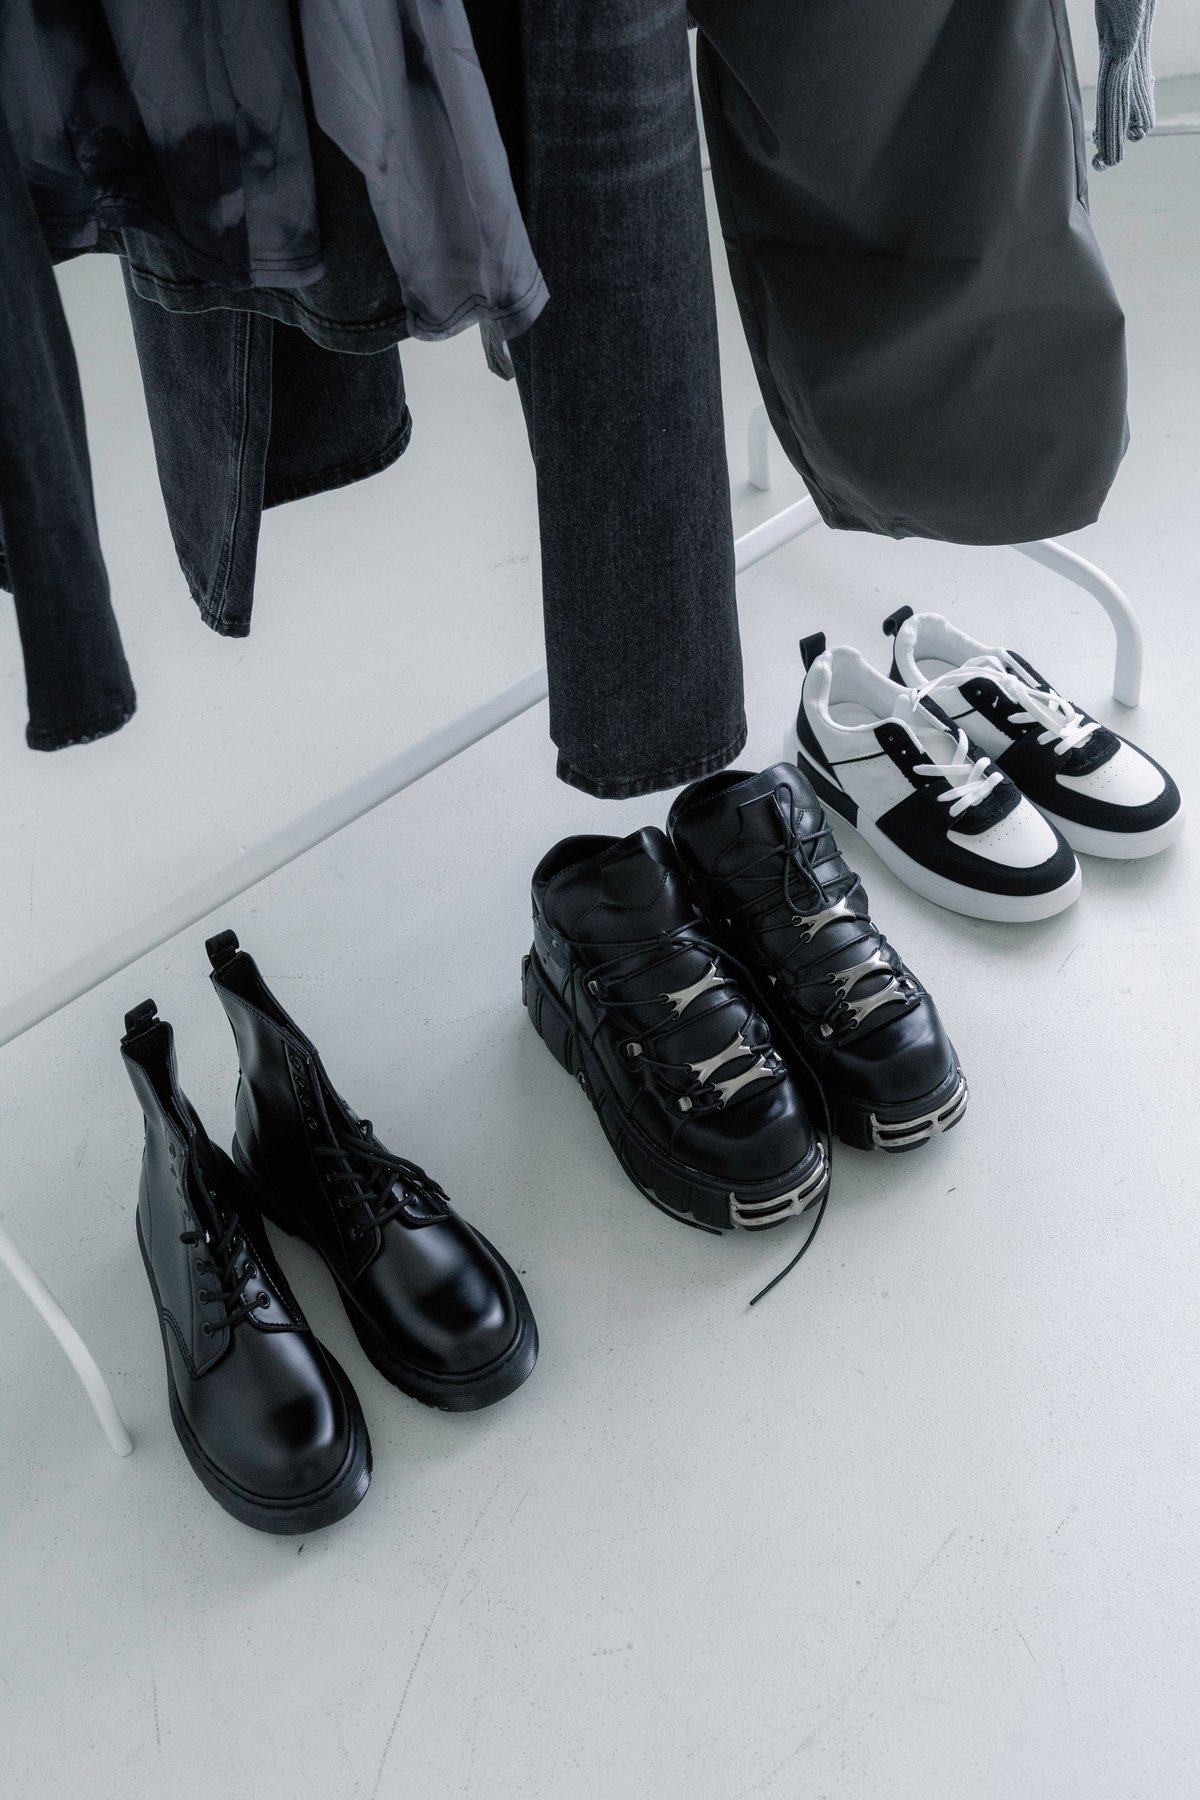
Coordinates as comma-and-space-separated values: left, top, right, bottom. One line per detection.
669, 765, 959, 1109
122, 1009, 357, 1502
208, 940, 521, 1381
530, 826, 819, 1186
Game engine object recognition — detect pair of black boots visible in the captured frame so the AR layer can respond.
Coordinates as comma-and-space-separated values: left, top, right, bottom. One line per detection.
122, 933, 537, 1534
524, 763, 968, 1271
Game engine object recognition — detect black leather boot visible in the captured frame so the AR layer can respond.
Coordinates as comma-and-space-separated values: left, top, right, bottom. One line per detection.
668, 765, 968, 1151
121, 1002, 371, 1533
206, 932, 537, 1412
523, 827, 828, 1233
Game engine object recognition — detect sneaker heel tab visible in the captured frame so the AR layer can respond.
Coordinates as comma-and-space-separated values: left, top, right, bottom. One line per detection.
206, 930, 240, 972
122, 999, 159, 1041
799, 632, 827, 671
882, 606, 914, 639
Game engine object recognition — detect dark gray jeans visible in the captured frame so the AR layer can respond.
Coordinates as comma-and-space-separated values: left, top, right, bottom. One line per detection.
467, 0, 746, 799
0, 112, 135, 751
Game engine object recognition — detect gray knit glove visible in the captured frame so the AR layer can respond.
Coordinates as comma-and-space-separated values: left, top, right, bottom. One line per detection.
1093, 0, 1156, 169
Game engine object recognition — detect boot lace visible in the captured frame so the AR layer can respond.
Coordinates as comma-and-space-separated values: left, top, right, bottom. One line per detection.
316, 1119, 450, 1237
721, 784, 912, 1043
180, 1206, 269, 1334
568, 921, 786, 1116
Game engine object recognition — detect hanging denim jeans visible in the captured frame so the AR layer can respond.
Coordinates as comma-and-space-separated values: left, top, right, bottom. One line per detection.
0, 112, 136, 751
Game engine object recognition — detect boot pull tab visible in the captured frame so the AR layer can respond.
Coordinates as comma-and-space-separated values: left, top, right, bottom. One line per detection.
122, 998, 159, 1041
882, 605, 914, 639
206, 930, 240, 971
799, 632, 827, 671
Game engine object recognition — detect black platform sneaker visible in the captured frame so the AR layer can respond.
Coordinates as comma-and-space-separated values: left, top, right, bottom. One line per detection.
885, 607, 1185, 859
206, 932, 538, 1413
523, 827, 829, 1235
121, 1002, 372, 1533
669, 765, 968, 1153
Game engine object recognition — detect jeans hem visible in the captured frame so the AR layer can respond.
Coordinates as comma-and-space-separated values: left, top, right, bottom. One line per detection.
555, 717, 749, 801
263, 407, 412, 511
26, 694, 137, 751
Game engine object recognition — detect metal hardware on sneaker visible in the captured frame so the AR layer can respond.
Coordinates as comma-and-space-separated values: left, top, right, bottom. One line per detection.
728, 1149, 828, 1230
688, 1032, 777, 1106
660, 961, 726, 1017
869, 1072, 969, 1149
841, 977, 908, 1031
791, 896, 855, 941
829, 951, 896, 999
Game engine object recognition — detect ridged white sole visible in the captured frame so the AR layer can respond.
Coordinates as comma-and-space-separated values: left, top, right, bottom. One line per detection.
1036, 800, 1186, 861
788, 732, 1083, 923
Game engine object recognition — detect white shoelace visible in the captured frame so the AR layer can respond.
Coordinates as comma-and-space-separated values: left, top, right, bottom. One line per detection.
920, 655, 1100, 758
908, 722, 1005, 819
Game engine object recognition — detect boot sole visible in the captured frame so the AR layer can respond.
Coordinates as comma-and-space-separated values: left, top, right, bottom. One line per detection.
137, 1215, 371, 1534
230, 1148, 539, 1414
522, 949, 828, 1233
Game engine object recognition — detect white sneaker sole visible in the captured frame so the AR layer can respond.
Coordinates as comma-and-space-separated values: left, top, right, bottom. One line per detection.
788, 732, 1083, 923
1036, 801, 1186, 861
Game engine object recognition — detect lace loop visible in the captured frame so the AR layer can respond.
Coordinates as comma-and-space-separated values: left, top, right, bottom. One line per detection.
906, 723, 1005, 819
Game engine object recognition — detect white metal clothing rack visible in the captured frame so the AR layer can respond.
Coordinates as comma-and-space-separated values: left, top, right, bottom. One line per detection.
0, 403, 1145, 1455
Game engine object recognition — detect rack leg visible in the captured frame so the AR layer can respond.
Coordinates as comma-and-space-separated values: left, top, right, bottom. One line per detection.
0, 1223, 133, 1456
748, 404, 773, 492
1012, 538, 1143, 708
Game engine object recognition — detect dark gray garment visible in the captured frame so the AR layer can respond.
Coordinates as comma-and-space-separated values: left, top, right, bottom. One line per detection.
1093, 0, 1156, 169
1, 0, 546, 341
465, 0, 746, 801
692, 0, 1129, 545
116, 123, 418, 355
122, 272, 410, 638
0, 110, 135, 751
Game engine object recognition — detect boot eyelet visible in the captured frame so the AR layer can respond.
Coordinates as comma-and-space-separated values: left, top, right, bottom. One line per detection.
257, 1292, 269, 1307
677, 1096, 693, 1112
306, 1119, 318, 1131
623, 1041, 643, 1060
197, 1289, 210, 1303
202, 1323, 215, 1337
243, 1264, 256, 1278
586, 979, 599, 996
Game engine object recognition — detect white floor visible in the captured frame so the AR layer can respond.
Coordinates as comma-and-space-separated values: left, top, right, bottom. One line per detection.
2, 84, 1198, 1800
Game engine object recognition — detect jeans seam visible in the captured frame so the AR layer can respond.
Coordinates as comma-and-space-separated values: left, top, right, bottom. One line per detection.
207, 312, 260, 633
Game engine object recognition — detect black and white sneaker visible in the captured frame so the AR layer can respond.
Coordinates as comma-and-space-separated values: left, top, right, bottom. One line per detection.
790, 633, 1081, 922
885, 608, 1185, 859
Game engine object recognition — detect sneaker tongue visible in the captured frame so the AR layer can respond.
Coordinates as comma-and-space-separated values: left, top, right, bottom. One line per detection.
671, 764, 857, 912
550, 826, 698, 943
672, 764, 828, 875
